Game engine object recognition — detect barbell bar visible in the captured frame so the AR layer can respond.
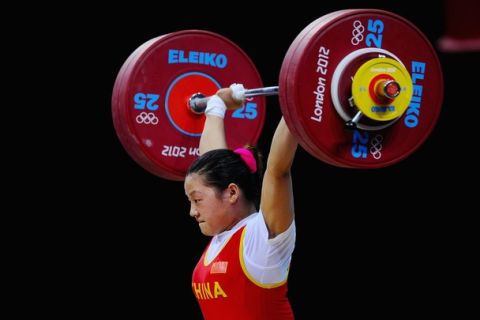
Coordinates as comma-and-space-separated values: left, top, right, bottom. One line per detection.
189, 86, 279, 114
112, 9, 443, 180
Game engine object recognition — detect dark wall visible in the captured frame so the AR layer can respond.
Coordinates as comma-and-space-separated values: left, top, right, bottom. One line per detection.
79, 1, 477, 318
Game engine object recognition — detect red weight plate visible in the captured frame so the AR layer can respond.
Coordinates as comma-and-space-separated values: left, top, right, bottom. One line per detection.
113, 35, 181, 180
279, 9, 443, 168
280, 10, 354, 167
112, 30, 265, 180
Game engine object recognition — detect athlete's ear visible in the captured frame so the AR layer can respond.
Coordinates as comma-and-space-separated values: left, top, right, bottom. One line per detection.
226, 183, 240, 204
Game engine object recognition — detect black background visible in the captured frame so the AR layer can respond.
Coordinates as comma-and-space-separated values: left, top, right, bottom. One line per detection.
46, 0, 478, 318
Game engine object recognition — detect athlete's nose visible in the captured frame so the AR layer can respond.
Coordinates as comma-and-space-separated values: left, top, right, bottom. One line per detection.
190, 206, 199, 218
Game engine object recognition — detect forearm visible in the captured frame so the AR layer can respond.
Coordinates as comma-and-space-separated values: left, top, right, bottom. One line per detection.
260, 117, 297, 237
266, 117, 298, 176
198, 86, 244, 156
199, 115, 227, 155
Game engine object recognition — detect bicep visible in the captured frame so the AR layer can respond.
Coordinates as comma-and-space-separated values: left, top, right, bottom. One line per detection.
260, 169, 294, 238
259, 117, 297, 238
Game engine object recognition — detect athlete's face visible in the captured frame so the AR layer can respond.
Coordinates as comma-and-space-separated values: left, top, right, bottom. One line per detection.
185, 173, 234, 236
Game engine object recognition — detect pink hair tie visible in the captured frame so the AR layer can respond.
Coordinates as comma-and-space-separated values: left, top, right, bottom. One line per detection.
234, 148, 257, 173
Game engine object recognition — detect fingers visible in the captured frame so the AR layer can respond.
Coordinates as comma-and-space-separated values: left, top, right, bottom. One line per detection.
217, 88, 244, 110
230, 83, 246, 101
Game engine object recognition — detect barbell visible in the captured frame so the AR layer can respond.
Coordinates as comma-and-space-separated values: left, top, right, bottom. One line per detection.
112, 9, 443, 181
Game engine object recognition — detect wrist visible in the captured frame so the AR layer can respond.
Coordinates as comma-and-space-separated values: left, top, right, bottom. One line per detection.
205, 95, 227, 118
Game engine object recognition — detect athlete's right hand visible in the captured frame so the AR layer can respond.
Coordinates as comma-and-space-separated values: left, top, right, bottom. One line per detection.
216, 83, 245, 110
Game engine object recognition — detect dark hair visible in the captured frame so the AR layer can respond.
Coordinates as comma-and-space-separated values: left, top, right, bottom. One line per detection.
187, 146, 264, 210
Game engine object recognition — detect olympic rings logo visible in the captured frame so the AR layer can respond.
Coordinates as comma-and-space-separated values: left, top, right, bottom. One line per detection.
369, 134, 383, 159
351, 20, 365, 46
136, 112, 159, 125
